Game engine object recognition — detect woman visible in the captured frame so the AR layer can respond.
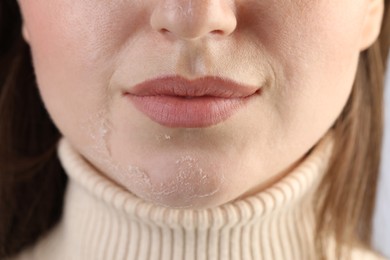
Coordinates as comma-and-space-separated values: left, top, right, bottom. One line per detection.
0, 0, 389, 259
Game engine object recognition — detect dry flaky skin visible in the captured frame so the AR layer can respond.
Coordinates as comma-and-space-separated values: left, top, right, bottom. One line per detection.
82, 109, 225, 208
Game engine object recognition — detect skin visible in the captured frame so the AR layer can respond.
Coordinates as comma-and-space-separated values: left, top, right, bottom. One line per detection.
18, 0, 383, 208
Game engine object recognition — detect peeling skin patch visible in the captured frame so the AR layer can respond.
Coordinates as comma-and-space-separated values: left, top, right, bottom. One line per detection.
155, 133, 173, 142
81, 109, 127, 179
168, 155, 225, 200
128, 166, 152, 187
84, 109, 112, 159
123, 155, 225, 208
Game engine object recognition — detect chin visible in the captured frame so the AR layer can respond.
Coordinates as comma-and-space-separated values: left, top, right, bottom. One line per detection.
76, 124, 252, 209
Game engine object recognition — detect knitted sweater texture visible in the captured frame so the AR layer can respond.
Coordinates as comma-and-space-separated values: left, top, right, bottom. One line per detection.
10, 134, 385, 260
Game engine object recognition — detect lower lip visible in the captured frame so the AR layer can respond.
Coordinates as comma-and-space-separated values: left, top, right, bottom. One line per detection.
125, 94, 257, 128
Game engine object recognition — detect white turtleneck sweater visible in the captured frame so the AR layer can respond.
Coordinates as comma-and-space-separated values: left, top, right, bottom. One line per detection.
10, 134, 385, 260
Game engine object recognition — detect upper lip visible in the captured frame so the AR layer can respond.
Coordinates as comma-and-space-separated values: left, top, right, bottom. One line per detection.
126, 76, 260, 98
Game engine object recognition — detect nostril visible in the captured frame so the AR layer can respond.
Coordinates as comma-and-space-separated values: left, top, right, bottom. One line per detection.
211, 30, 225, 36
160, 28, 170, 34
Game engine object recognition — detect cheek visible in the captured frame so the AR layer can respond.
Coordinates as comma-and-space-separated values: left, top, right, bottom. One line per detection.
19, 0, 144, 133
19, 0, 147, 87
268, 1, 364, 73
238, 0, 366, 151
266, 1, 365, 112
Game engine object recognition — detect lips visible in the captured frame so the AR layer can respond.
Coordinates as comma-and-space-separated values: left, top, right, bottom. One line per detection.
124, 76, 261, 128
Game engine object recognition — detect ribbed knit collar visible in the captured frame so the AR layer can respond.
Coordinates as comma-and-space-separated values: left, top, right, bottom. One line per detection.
26, 133, 334, 260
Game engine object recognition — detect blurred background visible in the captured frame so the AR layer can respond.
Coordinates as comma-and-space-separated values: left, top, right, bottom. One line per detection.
373, 56, 390, 258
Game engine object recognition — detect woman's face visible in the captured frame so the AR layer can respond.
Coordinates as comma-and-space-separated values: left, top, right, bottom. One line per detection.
18, 0, 383, 208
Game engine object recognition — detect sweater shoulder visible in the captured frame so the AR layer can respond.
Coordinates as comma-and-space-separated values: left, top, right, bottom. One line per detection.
326, 239, 388, 260
349, 246, 387, 260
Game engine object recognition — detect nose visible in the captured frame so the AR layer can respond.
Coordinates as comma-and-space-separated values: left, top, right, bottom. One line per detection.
150, 0, 237, 40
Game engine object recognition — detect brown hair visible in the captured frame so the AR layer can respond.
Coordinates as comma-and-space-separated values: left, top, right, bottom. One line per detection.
0, 0, 67, 257
0, 0, 389, 258
316, 0, 390, 258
